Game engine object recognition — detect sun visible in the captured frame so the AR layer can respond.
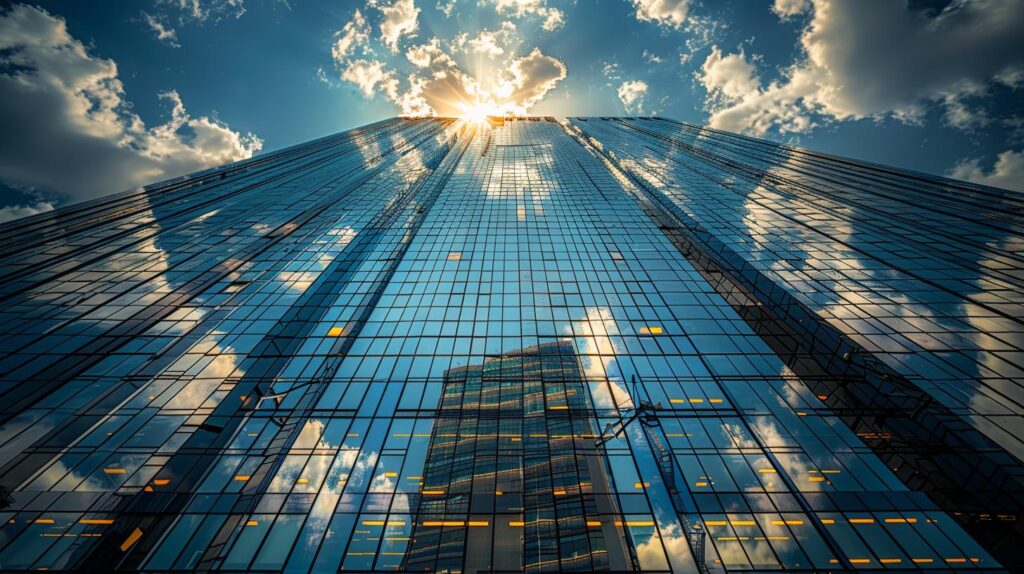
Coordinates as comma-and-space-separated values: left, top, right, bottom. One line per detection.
458, 101, 503, 124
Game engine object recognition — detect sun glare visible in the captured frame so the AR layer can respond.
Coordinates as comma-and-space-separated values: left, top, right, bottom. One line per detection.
458, 101, 503, 124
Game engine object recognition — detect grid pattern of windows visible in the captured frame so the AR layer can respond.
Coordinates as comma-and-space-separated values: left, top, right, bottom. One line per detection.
0, 117, 1012, 572
568, 116, 1024, 566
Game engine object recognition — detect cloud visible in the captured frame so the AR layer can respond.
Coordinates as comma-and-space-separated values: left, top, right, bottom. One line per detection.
404, 38, 444, 68
487, 0, 565, 31
378, 0, 420, 52
495, 47, 567, 110
456, 22, 519, 58
0, 4, 262, 206
617, 80, 648, 114
340, 59, 399, 100
699, 0, 1024, 136
632, 0, 690, 29
679, 13, 726, 66
395, 42, 477, 115
169, 0, 247, 23
142, 12, 180, 47
771, 0, 810, 20
949, 150, 1024, 192
332, 5, 567, 118
602, 62, 622, 83
331, 9, 370, 61
0, 201, 54, 224
642, 50, 662, 65
401, 44, 566, 116
437, 0, 457, 18
699, 46, 759, 103
138, 1, 247, 46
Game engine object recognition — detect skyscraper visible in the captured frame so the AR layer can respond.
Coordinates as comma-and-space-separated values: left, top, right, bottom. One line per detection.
0, 116, 1019, 572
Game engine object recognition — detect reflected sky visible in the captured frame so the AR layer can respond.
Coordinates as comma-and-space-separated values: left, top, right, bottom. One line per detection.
0, 117, 1010, 571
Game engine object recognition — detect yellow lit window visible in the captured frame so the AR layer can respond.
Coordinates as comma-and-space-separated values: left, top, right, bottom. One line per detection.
120, 528, 143, 552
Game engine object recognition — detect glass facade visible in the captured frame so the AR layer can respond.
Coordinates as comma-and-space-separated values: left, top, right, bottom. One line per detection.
0, 116, 1018, 572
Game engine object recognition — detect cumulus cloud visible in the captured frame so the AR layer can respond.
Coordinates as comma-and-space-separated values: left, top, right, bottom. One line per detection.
496, 48, 567, 108
771, 0, 810, 20
0, 4, 262, 206
617, 80, 648, 114
455, 22, 519, 58
142, 12, 180, 47
949, 150, 1024, 192
487, 0, 565, 31
332, 5, 567, 117
699, 47, 759, 103
699, 0, 1024, 136
437, 0, 457, 18
632, 0, 690, 29
0, 201, 55, 224
340, 59, 399, 100
331, 9, 370, 61
404, 44, 565, 116
378, 0, 420, 52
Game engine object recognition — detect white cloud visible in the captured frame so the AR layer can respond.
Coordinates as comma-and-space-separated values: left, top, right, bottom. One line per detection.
642, 50, 662, 64
405, 38, 444, 68
436, 0, 457, 18
142, 12, 180, 47
495, 47, 567, 110
138, 1, 246, 46
699, 46, 759, 103
0, 201, 55, 224
942, 90, 989, 131
617, 80, 648, 114
602, 62, 621, 82
771, 0, 810, 20
678, 13, 726, 68
460, 22, 519, 58
378, 0, 420, 52
340, 59, 399, 100
0, 5, 262, 205
996, 65, 1024, 89
170, 0, 246, 23
338, 27, 566, 117
632, 0, 690, 29
699, 0, 1024, 136
331, 9, 370, 61
332, 2, 567, 117
949, 150, 1024, 192
487, 0, 565, 31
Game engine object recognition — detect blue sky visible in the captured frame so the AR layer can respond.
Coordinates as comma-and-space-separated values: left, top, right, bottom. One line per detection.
0, 0, 1022, 220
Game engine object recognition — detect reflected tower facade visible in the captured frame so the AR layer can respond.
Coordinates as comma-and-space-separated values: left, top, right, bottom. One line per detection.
403, 341, 633, 572
0, 116, 1020, 572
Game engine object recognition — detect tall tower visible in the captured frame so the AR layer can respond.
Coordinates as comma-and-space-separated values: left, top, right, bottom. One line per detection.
0, 116, 1018, 572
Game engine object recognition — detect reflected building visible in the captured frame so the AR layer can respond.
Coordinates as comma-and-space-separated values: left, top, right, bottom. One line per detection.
0, 116, 1020, 572
404, 341, 633, 573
